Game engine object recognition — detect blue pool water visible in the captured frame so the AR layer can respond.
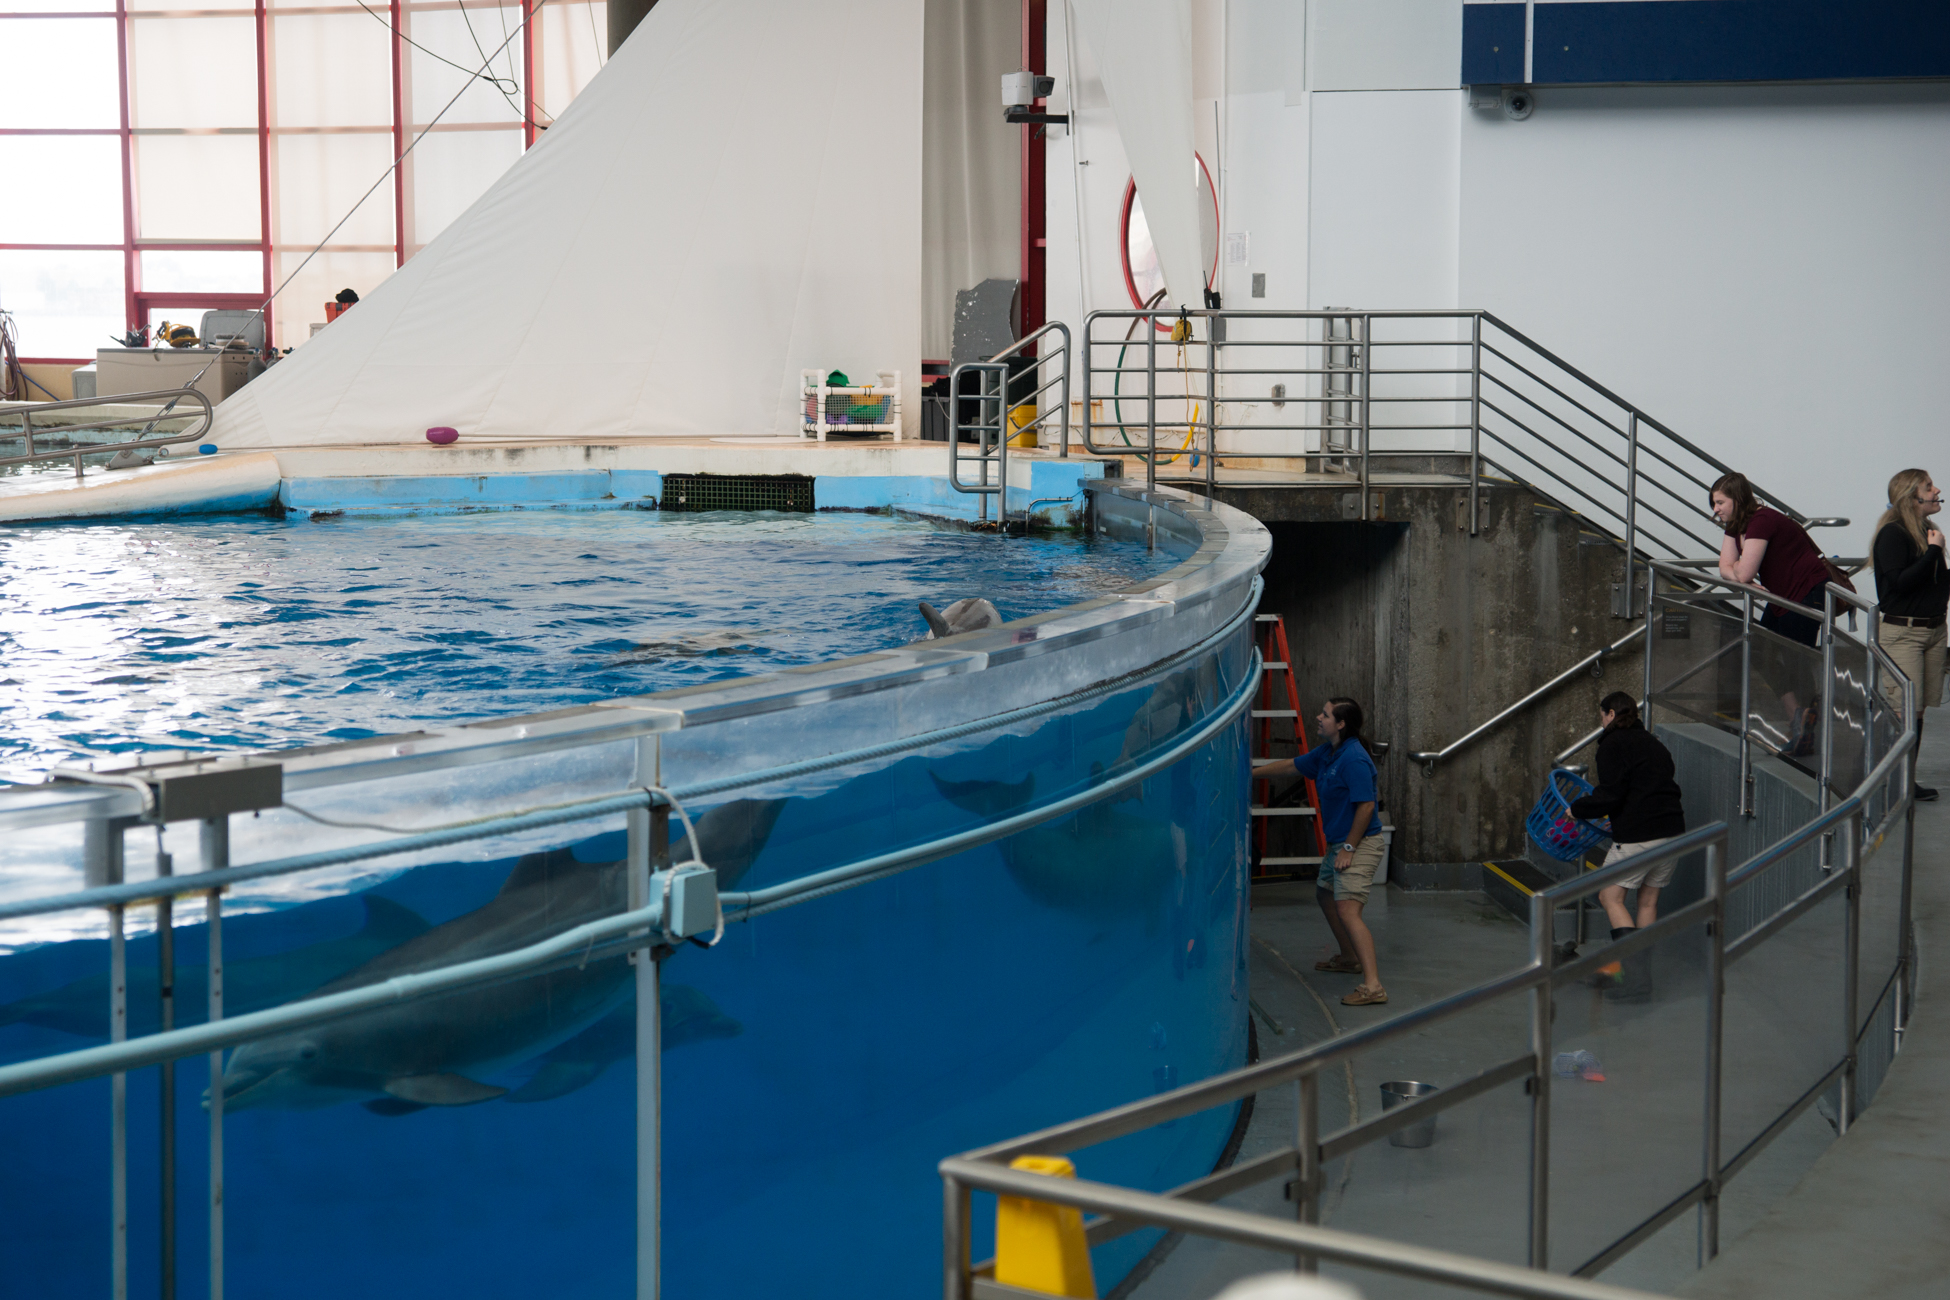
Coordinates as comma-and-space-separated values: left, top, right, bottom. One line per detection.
0, 507, 1253, 1299
0, 510, 1174, 769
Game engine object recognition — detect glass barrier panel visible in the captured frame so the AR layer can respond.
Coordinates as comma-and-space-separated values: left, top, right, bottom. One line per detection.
1646, 595, 1744, 738
1719, 880, 1846, 1167
1547, 913, 1710, 1274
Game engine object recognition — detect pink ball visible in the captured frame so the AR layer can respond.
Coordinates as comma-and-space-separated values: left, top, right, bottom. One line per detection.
426, 427, 459, 445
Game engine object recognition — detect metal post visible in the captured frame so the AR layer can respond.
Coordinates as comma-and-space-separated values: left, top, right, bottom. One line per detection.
944, 1174, 972, 1300
1205, 326, 1218, 504
1145, 316, 1158, 496
1467, 313, 1481, 535
1527, 891, 1552, 1270
1294, 1071, 1321, 1273
201, 817, 228, 1300
1739, 591, 1754, 817
101, 821, 127, 1300
1817, 589, 1839, 873
1897, 795, 1916, 1046
630, 804, 664, 1300
1839, 813, 1861, 1133
1864, 610, 1883, 806
1358, 315, 1371, 521
1642, 577, 1657, 729
157, 836, 176, 1300
1700, 839, 1725, 1263
1621, 413, 1639, 618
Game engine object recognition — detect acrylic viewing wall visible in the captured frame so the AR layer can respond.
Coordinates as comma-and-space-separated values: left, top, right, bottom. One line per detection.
0, 482, 1268, 1298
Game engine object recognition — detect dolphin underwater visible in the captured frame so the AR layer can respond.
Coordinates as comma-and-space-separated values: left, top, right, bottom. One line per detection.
930, 770, 1185, 919
219, 798, 784, 1114
500, 985, 743, 1105
917, 598, 1000, 640
0, 895, 430, 1040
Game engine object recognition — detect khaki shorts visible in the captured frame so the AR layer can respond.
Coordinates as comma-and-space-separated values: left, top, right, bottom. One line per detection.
1606, 836, 1679, 892
1879, 620, 1946, 711
1318, 834, 1387, 903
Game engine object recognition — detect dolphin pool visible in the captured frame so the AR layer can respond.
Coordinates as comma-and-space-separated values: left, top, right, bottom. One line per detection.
0, 510, 1176, 770
0, 484, 1269, 1299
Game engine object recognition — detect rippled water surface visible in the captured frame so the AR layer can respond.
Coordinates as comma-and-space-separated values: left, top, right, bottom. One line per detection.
0, 511, 1174, 767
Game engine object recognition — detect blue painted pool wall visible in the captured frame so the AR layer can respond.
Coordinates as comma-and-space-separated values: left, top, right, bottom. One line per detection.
279, 462, 1107, 525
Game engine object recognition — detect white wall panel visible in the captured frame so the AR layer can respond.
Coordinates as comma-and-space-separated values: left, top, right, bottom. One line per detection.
1310, 0, 1460, 93
1460, 83, 1950, 529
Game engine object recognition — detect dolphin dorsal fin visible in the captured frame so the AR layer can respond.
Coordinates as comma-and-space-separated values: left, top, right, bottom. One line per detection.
356, 894, 431, 944
497, 849, 578, 897
384, 1073, 508, 1107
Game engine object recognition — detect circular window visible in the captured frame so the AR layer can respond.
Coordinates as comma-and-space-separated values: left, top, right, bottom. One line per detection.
1120, 154, 1220, 320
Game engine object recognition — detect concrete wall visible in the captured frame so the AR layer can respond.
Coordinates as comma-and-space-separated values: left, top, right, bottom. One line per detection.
1235, 477, 1642, 872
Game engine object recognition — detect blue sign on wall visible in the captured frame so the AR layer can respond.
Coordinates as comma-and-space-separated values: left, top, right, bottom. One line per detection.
1463, 1, 1950, 86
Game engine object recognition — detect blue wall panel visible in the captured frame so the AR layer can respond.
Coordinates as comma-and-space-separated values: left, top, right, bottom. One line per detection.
1463, 1, 1950, 86
1462, 3, 1527, 85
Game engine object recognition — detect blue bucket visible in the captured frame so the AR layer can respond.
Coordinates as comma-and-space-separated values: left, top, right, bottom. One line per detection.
1526, 768, 1608, 862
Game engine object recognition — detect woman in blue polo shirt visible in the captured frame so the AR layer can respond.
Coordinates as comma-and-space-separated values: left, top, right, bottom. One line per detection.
1254, 697, 1387, 1006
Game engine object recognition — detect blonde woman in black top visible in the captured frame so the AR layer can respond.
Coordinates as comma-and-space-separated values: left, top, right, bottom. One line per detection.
1872, 468, 1948, 801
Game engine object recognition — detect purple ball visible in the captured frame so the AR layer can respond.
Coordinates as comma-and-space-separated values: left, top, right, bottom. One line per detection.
426, 427, 459, 445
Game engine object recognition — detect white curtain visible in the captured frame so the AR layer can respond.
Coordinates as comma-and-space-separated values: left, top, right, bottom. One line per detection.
214, 0, 924, 446
1069, 0, 1202, 308
921, 0, 1020, 360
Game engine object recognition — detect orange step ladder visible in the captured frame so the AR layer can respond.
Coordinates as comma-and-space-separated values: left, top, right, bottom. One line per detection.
1251, 613, 1329, 882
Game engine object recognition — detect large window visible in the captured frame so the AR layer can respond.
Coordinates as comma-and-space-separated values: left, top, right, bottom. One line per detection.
0, 0, 606, 361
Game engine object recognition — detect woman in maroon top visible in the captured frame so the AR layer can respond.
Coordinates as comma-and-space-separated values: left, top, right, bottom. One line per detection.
1712, 471, 1830, 754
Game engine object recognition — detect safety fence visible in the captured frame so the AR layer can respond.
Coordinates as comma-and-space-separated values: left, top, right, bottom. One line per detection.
941, 568, 1915, 1299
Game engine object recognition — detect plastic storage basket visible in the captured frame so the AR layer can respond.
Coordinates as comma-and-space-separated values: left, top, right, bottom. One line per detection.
1526, 768, 1609, 862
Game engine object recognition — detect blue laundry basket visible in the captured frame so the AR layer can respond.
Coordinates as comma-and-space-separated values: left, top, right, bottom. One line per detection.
1527, 768, 1609, 862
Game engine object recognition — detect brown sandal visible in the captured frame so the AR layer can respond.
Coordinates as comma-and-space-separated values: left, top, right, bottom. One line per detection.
1314, 954, 1363, 974
1340, 985, 1389, 1006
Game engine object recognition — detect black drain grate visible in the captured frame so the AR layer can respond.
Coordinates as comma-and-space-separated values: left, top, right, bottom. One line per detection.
660, 473, 814, 513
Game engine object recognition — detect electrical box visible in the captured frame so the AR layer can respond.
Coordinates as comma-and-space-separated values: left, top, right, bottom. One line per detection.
662, 865, 719, 941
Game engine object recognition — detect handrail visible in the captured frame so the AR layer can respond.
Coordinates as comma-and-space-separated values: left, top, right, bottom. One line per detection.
0, 385, 215, 480
1408, 624, 1645, 772
943, 544, 1918, 1296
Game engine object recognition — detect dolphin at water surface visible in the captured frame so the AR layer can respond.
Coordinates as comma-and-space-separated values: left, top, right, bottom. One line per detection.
218, 798, 784, 1113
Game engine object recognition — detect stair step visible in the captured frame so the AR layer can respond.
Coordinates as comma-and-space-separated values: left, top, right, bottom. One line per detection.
1250, 806, 1316, 817
1255, 614, 1279, 622
1252, 709, 1298, 719
1261, 661, 1289, 671
1258, 856, 1324, 867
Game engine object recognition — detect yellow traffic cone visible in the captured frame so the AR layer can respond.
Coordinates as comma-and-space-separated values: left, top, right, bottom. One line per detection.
994, 1155, 1097, 1298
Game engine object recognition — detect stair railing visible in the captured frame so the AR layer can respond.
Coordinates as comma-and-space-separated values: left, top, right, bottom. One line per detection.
0, 386, 216, 480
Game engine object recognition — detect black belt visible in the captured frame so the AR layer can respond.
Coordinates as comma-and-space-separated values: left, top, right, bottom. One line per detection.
1882, 613, 1946, 628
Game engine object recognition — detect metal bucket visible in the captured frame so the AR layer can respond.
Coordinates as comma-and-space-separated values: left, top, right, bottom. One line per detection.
1379, 1080, 1440, 1148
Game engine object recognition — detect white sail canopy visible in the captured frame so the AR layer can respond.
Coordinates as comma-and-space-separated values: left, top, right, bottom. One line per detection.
1069, 0, 1203, 310
214, 0, 923, 447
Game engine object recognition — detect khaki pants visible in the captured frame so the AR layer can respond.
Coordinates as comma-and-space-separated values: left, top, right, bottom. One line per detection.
1879, 620, 1946, 712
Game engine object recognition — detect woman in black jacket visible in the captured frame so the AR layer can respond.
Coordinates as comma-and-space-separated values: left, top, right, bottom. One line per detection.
1570, 692, 1687, 941
1870, 467, 1945, 801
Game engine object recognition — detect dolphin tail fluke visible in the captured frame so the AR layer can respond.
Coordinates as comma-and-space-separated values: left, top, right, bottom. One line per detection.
504, 1061, 606, 1104
363, 1097, 431, 1117
383, 1073, 508, 1107
928, 770, 1037, 817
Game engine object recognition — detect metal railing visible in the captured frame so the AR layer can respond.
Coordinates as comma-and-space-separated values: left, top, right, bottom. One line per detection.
946, 322, 1070, 525
942, 574, 1916, 1298
1080, 308, 1851, 771
0, 386, 215, 479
